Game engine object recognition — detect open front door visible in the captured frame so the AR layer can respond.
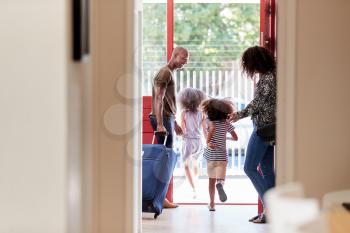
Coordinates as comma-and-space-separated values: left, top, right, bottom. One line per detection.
260, 0, 276, 53
259, 0, 276, 214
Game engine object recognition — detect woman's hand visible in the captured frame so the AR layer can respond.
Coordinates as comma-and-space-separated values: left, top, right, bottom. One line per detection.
228, 113, 239, 122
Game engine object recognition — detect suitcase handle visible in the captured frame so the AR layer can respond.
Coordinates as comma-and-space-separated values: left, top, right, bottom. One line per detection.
152, 131, 169, 145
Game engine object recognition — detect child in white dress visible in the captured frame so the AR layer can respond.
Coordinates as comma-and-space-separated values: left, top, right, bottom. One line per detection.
178, 88, 206, 198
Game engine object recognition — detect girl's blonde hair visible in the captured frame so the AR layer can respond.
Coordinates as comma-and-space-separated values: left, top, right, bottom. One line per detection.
201, 98, 236, 121
178, 87, 206, 112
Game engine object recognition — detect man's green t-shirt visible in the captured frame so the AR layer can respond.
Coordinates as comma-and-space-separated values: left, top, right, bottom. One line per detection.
151, 65, 177, 117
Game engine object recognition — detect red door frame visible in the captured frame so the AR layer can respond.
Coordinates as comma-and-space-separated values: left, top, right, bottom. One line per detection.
164, 0, 175, 203
259, 0, 276, 214
167, 0, 174, 61
260, 0, 276, 53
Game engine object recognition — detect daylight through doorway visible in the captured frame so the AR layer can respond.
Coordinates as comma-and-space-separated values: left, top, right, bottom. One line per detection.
142, 0, 260, 204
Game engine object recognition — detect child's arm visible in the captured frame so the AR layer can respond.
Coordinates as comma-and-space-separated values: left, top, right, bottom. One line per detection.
206, 121, 216, 149
229, 129, 238, 141
227, 121, 238, 141
201, 113, 208, 139
180, 110, 186, 136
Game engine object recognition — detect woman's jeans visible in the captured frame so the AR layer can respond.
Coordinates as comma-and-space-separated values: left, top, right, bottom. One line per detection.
149, 115, 174, 148
244, 129, 275, 208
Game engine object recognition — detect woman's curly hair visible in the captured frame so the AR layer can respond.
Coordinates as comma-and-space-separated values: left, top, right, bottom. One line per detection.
178, 87, 206, 112
201, 98, 236, 121
241, 46, 276, 78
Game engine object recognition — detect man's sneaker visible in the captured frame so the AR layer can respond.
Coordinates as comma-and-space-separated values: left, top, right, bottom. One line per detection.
216, 183, 227, 202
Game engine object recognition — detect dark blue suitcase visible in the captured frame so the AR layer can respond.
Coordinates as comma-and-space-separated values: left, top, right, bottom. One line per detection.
142, 134, 177, 219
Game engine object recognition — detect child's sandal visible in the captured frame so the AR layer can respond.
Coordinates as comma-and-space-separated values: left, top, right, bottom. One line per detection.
208, 205, 216, 211
215, 183, 227, 202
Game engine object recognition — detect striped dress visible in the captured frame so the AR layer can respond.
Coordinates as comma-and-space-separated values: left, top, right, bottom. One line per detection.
203, 120, 235, 161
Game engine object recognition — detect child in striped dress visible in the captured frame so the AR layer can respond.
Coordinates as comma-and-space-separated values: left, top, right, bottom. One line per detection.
178, 88, 206, 198
201, 98, 238, 211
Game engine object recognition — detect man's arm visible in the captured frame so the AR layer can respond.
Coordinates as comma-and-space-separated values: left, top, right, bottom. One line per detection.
174, 120, 183, 136
154, 85, 166, 132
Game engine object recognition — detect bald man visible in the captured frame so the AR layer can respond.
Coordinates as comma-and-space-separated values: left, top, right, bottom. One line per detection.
149, 47, 189, 208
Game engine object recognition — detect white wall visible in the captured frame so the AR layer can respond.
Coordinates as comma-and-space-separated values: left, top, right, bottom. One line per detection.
0, 0, 141, 231
277, 0, 350, 200
0, 0, 68, 232
90, 0, 141, 232
0, 0, 93, 233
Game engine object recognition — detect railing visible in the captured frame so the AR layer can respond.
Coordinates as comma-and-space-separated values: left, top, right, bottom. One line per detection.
143, 60, 254, 176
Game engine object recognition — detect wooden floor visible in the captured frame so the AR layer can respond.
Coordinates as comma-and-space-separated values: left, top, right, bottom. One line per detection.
142, 205, 269, 233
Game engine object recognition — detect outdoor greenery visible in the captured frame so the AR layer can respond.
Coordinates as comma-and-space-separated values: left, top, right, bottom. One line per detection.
143, 3, 260, 71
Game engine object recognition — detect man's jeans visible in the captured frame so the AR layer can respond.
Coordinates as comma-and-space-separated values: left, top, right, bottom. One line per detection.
244, 128, 275, 207
149, 115, 174, 148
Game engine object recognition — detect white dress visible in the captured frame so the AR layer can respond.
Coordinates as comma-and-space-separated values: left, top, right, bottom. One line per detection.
182, 111, 204, 162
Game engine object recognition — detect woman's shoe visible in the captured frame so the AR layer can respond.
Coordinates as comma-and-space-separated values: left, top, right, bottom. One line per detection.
252, 214, 266, 224
248, 214, 260, 222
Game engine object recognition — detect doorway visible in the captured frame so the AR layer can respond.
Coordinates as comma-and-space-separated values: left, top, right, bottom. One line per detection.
142, 0, 260, 205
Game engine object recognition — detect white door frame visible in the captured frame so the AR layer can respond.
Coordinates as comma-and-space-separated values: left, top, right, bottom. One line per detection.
275, 0, 297, 185
89, 0, 298, 232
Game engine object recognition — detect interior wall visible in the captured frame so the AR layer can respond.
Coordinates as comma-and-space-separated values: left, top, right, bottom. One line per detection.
91, 0, 141, 232
0, 0, 68, 232
295, 0, 350, 199
66, 1, 94, 233
66, 24, 93, 233
277, 0, 350, 200
0, 0, 93, 233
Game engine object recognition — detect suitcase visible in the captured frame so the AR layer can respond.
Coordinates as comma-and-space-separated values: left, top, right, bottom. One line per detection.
142, 133, 177, 219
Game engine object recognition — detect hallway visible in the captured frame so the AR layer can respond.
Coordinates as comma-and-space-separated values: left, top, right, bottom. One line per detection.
143, 205, 268, 233
2, 0, 350, 232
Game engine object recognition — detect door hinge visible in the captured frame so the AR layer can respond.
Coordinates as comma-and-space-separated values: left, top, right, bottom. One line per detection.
268, 5, 272, 15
